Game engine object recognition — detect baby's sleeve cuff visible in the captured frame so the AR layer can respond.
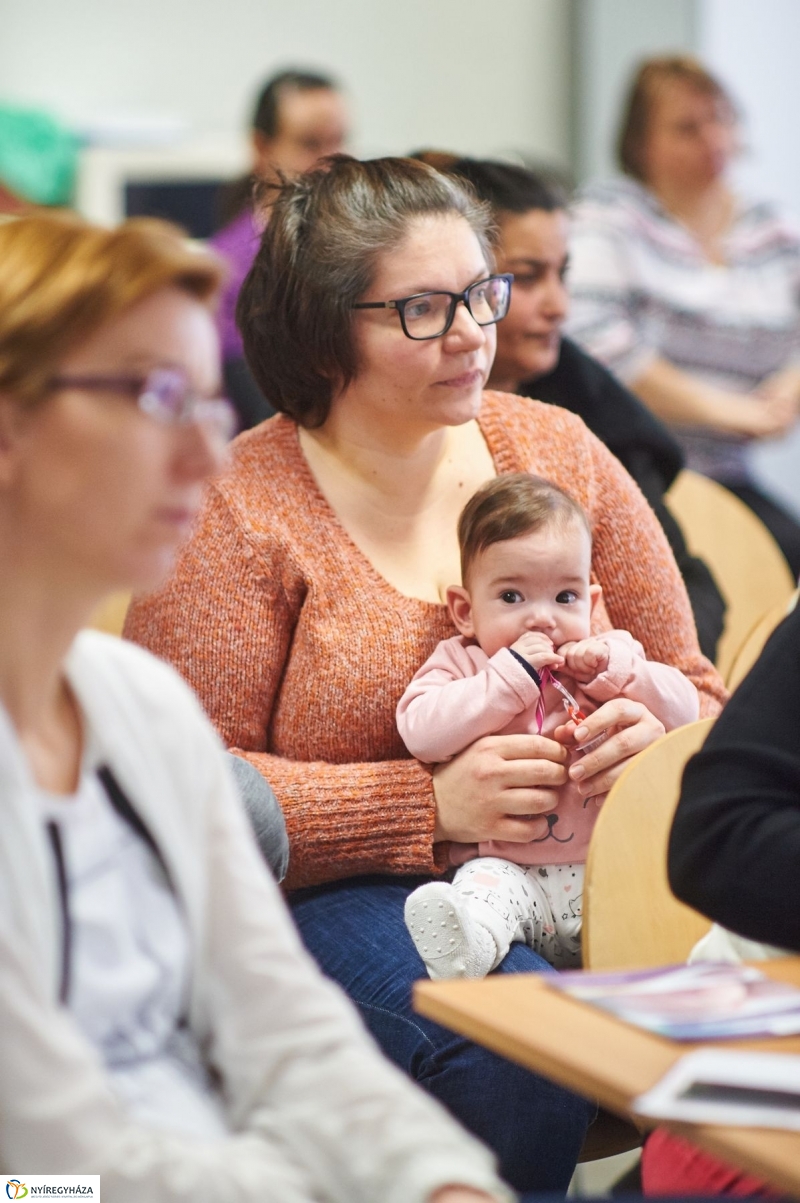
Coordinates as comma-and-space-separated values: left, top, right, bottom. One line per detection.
507, 648, 542, 688
582, 636, 637, 700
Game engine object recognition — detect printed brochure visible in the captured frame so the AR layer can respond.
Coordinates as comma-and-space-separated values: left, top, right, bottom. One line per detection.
547, 962, 800, 1041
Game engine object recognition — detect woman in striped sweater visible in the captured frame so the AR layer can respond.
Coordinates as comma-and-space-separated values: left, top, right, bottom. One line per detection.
567, 55, 800, 573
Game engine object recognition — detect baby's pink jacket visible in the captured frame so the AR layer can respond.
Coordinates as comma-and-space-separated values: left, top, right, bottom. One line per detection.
396, 631, 699, 865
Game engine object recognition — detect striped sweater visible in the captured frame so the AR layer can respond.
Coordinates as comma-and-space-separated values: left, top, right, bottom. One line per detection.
125, 391, 726, 889
566, 177, 800, 482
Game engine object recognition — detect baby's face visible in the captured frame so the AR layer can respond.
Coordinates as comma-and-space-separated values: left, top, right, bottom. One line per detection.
462, 520, 596, 658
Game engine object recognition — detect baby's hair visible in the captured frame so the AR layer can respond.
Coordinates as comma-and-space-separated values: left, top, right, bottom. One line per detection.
458, 474, 590, 585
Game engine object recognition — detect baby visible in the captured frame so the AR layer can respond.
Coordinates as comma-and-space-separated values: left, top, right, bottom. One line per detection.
398, 473, 699, 979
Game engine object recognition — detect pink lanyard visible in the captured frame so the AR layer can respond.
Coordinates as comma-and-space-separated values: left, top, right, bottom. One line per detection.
535, 666, 587, 734
537, 667, 609, 758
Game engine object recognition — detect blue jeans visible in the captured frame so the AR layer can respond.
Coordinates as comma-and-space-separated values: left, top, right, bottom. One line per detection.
290, 875, 594, 1194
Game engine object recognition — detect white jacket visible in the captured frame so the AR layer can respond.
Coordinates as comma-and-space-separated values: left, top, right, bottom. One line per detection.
0, 631, 510, 1203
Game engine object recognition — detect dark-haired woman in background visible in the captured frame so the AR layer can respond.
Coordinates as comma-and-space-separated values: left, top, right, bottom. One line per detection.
210, 69, 349, 427
435, 156, 725, 661
567, 55, 800, 576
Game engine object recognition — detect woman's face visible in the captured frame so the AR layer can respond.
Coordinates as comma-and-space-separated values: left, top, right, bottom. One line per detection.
0, 286, 224, 596
490, 208, 569, 386
641, 80, 737, 193
343, 213, 496, 435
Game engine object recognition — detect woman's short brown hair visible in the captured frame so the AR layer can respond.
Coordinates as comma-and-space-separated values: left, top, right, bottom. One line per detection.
237, 154, 493, 428
458, 473, 590, 585
0, 210, 222, 407
617, 55, 737, 182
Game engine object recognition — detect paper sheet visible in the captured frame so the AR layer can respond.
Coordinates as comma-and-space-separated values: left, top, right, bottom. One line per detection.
635, 1048, 800, 1130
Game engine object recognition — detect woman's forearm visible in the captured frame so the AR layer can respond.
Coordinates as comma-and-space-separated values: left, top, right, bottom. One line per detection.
236, 750, 442, 889
631, 356, 725, 426
631, 356, 797, 438
124, 486, 445, 891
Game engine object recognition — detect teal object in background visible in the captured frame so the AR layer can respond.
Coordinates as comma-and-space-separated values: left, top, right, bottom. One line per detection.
0, 104, 79, 205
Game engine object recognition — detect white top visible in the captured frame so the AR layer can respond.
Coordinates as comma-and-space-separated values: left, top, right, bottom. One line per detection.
566, 176, 800, 481
0, 631, 510, 1203
38, 764, 226, 1139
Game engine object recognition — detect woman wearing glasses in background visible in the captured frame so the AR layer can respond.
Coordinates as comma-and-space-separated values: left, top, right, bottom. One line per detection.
0, 211, 516, 1203
126, 156, 726, 1195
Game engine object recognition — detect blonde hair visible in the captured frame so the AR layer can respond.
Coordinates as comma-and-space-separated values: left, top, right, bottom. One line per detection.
0, 211, 223, 406
617, 55, 737, 182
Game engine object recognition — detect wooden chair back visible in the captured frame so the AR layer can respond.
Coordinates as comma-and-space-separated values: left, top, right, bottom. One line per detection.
583, 718, 715, 971
726, 589, 799, 692
666, 470, 796, 679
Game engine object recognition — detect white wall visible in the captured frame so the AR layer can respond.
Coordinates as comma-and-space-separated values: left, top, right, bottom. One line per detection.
699, 0, 800, 519
6, 0, 800, 517
0, 0, 571, 164
571, 0, 699, 182
699, 0, 800, 217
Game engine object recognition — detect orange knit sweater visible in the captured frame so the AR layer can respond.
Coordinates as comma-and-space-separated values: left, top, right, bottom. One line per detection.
125, 392, 726, 889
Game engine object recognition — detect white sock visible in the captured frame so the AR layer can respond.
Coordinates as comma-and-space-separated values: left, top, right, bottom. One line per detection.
405, 882, 499, 980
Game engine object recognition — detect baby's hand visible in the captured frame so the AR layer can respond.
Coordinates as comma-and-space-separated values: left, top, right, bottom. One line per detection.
511, 632, 564, 674
558, 638, 609, 683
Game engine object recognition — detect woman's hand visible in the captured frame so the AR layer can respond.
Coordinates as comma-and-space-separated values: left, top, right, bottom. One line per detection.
432, 733, 568, 844
756, 365, 800, 410
723, 390, 797, 439
554, 698, 665, 797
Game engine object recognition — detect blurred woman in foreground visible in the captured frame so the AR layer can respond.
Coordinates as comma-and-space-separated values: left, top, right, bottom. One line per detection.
0, 211, 509, 1203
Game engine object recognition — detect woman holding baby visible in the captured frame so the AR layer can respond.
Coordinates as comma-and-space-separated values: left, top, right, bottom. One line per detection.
126, 156, 726, 1195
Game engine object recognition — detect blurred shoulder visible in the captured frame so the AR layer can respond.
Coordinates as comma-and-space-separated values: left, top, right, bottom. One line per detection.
208, 207, 259, 257
68, 629, 207, 720
225, 411, 300, 478
570, 175, 654, 215
67, 632, 231, 837
571, 176, 656, 225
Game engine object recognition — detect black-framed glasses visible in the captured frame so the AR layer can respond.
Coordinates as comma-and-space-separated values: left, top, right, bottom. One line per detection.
352, 273, 513, 340
47, 367, 238, 444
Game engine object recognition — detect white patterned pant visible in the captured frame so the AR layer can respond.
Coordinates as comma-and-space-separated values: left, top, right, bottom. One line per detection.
450, 857, 585, 969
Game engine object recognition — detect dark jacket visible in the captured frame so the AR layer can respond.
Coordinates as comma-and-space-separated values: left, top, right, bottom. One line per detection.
521, 337, 725, 661
669, 602, 800, 951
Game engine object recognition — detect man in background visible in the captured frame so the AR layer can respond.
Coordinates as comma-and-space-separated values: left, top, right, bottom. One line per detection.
212, 69, 349, 427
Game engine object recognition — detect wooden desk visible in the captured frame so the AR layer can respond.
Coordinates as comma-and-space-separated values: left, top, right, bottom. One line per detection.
415, 959, 800, 1197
